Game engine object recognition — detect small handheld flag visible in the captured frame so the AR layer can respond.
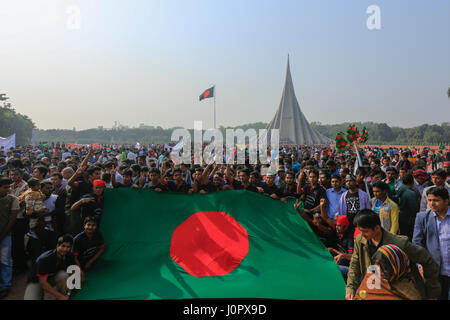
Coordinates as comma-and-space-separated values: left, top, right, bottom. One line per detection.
199, 86, 214, 101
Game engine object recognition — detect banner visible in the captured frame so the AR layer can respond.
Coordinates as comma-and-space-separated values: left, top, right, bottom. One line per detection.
0, 134, 16, 155
66, 143, 102, 150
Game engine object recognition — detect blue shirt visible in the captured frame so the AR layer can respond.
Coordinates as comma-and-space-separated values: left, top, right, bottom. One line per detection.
373, 199, 383, 215
433, 208, 450, 277
326, 187, 347, 221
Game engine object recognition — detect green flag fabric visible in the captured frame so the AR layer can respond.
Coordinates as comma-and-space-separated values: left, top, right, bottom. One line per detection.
73, 189, 345, 300
199, 86, 214, 101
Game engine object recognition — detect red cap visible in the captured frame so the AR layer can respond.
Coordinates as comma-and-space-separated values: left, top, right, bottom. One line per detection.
413, 169, 427, 178
93, 179, 106, 188
444, 162, 450, 167
336, 215, 350, 227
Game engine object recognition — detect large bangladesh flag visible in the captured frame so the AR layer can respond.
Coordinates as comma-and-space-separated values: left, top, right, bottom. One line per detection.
73, 189, 345, 300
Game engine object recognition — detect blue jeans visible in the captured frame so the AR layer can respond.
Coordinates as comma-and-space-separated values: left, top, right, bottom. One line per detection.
0, 235, 12, 288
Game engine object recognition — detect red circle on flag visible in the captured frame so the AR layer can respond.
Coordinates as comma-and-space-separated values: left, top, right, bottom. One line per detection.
170, 211, 249, 277
204, 90, 210, 98
342, 141, 346, 146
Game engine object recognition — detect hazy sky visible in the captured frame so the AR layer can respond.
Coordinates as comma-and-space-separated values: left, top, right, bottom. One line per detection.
1, 0, 449, 130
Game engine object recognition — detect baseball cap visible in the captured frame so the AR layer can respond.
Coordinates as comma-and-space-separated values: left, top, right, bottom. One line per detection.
413, 169, 427, 178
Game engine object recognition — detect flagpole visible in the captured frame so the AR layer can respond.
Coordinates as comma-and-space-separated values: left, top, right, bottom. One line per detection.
213, 85, 216, 129
354, 142, 370, 196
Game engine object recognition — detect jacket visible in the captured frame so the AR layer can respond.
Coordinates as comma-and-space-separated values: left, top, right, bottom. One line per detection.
346, 229, 441, 299
338, 189, 371, 216
370, 197, 399, 234
412, 210, 443, 273
420, 183, 450, 211
397, 185, 420, 225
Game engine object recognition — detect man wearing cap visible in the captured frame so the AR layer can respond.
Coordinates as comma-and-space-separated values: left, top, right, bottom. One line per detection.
444, 162, 450, 184
413, 168, 431, 196
319, 199, 354, 281
420, 169, 450, 212
71, 179, 105, 231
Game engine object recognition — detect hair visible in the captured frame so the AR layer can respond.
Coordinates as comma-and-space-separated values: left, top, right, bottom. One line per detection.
11, 168, 23, 176
372, 181, 388, 192
426, 186, 449, 200
431, 168, 447, 179
308, 169, 319, 177
8, 159, 23, 168
131, 164, 141, 173
195, 168, 204, 174
84, 216, 98, 225
122, 169, 133, 177
27, 177, 40, 187
238, 168, 251, 176
101, 172, 111, 183
354, 209, 381, 229
306, 160, 315, 167
104, 161, 114, 169
355, 167, 366, 176
370, 168, 383, 178
149, 168, 160, 175
371, 159, 381, 166
386, 167, 398, 174
0, 177, 12, 187
34, 166, 48, 177
51, 172, 63, 180
87, 166, 101, 176
173, 168, 182, 175
326, 160, 336, 167
340, 168, 350, 175
401, 173, 414, 185
319, 170, 331, 180
250, 171, 260, 179
40, 180, 53, 189
285, 170, 295, 178
57, 234, 74, 246
331, 174, 342, 181
141, 166, 149, 172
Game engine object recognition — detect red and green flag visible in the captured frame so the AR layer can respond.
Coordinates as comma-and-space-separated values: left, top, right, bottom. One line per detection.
199, 86, 214, 101
73, 189, 345, 300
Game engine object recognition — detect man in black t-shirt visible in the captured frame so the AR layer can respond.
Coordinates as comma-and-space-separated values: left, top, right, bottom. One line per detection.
345, 175, 361, 226
279, 170, 299, 201
144, 168, 168, 192
24, 234, 82, 300
299, 170, 327, 215
257, 173, 282, 199
71, 179, 105, 232
73, 217, 105, 271
225, 166, 258, 192
167, 169, 190, 193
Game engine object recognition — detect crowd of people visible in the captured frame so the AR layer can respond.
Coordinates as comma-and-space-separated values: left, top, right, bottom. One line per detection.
0, 142, 449, 300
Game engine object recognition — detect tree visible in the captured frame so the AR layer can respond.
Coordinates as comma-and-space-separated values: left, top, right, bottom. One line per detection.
0, 104, 35, 145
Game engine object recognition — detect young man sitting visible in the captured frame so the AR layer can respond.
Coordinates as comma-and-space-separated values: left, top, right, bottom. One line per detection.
24, 234, 84, 300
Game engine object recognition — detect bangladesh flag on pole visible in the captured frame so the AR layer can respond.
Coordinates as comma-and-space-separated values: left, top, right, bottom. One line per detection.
73, 189, 345, 300
199, 86, 214, 101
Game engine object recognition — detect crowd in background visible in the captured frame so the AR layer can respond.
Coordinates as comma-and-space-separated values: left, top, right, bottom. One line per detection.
0, 142, 449, 300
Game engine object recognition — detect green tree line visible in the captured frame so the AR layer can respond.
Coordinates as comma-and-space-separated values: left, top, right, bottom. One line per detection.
32, 121, 449, 146
0, 104, 35, 145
